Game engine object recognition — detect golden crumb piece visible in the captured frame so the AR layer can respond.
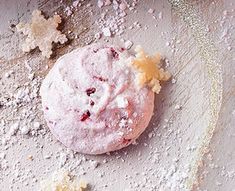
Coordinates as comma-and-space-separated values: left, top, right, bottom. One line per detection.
40, 170, 87, 191
16, 10, 67, 58
132, 45, 171, 93
27, 155, 33, 161
78, 180, 87, 191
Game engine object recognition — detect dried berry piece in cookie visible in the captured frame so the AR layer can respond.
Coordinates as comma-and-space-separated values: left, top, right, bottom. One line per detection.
86, 88, 96, 96
110, 47, 119, 59
80, 110, 91, 122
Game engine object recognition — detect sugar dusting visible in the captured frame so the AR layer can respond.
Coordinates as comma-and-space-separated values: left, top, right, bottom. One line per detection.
169, 0, 223, 189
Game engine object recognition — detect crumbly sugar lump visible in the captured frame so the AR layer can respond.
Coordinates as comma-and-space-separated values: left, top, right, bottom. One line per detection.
40, 170, 87, 191
16, 10, 67, 58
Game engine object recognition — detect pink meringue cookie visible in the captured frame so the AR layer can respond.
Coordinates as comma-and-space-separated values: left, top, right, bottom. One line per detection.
40, 44, 154, 154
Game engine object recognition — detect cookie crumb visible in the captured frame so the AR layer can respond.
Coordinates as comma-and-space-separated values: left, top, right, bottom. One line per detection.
40, 170, 87, 191
27, 155, 33, 161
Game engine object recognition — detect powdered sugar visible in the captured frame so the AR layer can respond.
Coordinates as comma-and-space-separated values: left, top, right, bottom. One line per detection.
102, 27, 112, 37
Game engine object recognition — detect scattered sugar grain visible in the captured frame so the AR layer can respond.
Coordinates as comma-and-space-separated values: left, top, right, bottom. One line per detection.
174, 104, 182, 110
148, 8, 154, 14
171, 78, 177, 84
20, 126, 30, 135
102, 27, 111, 37
124, 40, 133, 49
